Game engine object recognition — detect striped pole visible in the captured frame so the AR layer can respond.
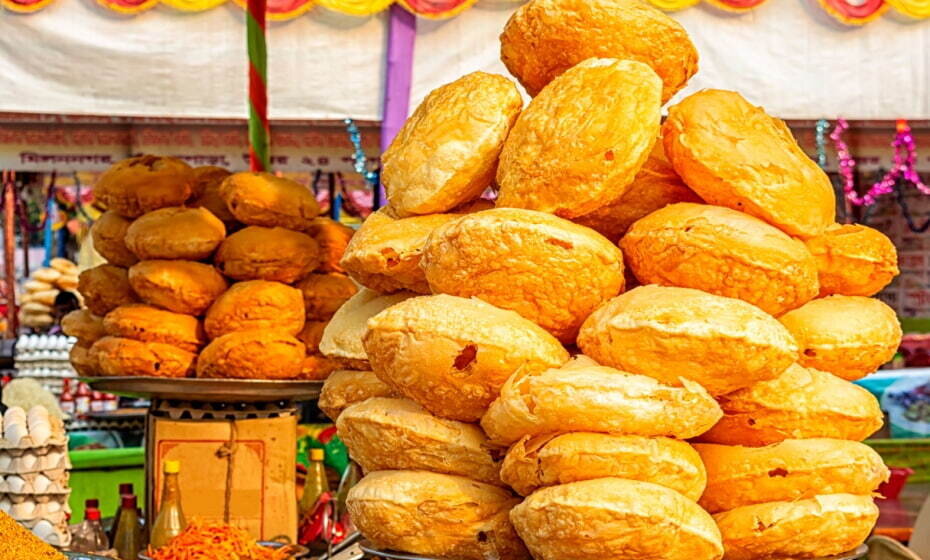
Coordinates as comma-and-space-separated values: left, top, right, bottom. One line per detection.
247, 0, 270, 172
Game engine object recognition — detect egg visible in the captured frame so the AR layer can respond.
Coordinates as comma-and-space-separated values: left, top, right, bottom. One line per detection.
27, 406, 49, 426
3, 420, 28, 447
32, 474, 52, 493
3, 406, 25, 426
5, 475, 26, 493
28, 421, 51, 447
0, 497, 11, 513
0, 453, 11, 471
46, 500, 61, 513
11, 500, 36, 519
18, 452, 39, 472
41, 451, 63, 470
31, 520, 55, 542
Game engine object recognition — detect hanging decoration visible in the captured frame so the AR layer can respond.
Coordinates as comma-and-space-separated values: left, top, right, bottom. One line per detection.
815, 119, 829, 169
818, 0, 888, 24
704, 0, 768, 13
247, 0, 271, 171
831, 118, 930, 208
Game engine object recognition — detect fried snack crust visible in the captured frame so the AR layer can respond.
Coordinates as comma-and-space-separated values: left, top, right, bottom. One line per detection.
574, 140, 702, 243
713, 494, 879, 560
318, 370, 395, 421
204, 280, 304, 339
779, 295, 902, 381
347, 470, 529, 560
91, 211, 138, 267
363, 294, 569, 423
421, 208, 624, 343
128, 260, 228, 316
296, 320, 328, 353
805, 223, 899, 297
510, 478, 724, 560
578, 285, 798, 396
197, 330, 305, 380
125, 207, 226, 261
695, 439, 888, 513
340, 208, 460, 294
70, 342, 99, 377
318, 288, 416, 369
94, 155, 194, 218
496, 58, 661, 219
103, 304, 206, 352
663, 90, 835, 238
78, 264, 138, 316
219, 172, 319, 231
90, 336, 196, 378
480, 356, 721, 446
295, 273, 359, 321
501, 432, 706, 498
384, 72, 522, 216
305, 218, 354, 274
699, 363, 883, 446
215, 226, 320, 283
338, 397, 503, 485
500, 0, 698, 102
297, 353, 342, 381
189, 166, 236, 224
621, 203, 819, 316
61, 310, 105, 343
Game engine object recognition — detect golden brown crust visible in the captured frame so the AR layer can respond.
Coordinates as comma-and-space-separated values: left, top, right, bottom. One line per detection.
125, 207, 226, 261
296, 353, 342, 381
347, 471, 528, 560
61, 310, 105, 343
574, 140, 702, 243
501, 433, 706, 498
189, 167, 237, 225
695, 439, 888, 513
78, 265, 139, 316
510, 478, 723, 560
699, 363, 884, 446
70, 341, 99, 377
319, 370, 395, 421
421, 208, 625, 343
305, 218, 354, 274
196, 330, 305, 380
203, 280, 304, 339
481, 356, 721, 446
338, 397, 503, 485
214, 226, 320, 283
663, 90, 835, 238
189, 165, 230, 200
91, 211, 138, 267
103, 304, 206, 352
496, 58, 661, 219
219, 172, 319, 231
128, 260, 228, 316
805, 223, 899, 297
319, 288, 416, 366
90, 336, 196, 378
500, 0, 698, 103
621, 203, 819, 316
94, 155, 194, 218
578, 285, 798, 396
779, 296, 902, 381
383, 72, 522, 216
296, 320, 328, 353
340, 208, 458, 294
364, 294, 569, 422
295, 273, 358, 321
713, 494, 879, 560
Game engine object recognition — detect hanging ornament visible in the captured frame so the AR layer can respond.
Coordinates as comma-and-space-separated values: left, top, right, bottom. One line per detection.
815, 119, 829, 169
831, 118, 930, 207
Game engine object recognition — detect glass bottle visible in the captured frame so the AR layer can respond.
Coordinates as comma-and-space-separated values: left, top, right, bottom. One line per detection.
71, 504, 109, 553
334, 462, 362, 533
113, 495, 142, 560
150, 460, 186, 549
299, 449, 329, 516
109, 483, 134, 542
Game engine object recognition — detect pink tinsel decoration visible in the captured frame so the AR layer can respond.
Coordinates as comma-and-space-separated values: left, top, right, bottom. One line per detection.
831, 118, 930, 207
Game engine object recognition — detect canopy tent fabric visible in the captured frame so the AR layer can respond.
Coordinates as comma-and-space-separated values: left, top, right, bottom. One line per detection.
1, 0, 929, 121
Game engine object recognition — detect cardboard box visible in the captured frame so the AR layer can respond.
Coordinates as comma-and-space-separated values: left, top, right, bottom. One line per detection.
146, 401, 297, 542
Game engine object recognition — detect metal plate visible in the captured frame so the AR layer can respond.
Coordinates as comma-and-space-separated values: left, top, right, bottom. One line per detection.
358, 542, 441, 560
83, 377, 323, 402
138, 541, 309, 559
822, 544, 869, 560
64, 553, 113, 560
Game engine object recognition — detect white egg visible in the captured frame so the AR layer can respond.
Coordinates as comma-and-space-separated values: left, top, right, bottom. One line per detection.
18, 452, 39, 472
27, 406, 49, 424
4, 407, 25, 424
0, 497, 10, 513
31, 519, 54, 540
41, 451, 63, 470
45, 500, 61, 513
28, 422, 50, 446
6, 475, 26, 493
4, 421, 28, 447
0, 453, 11, 471
32, 474, 52, 493
11, 500, 36, 519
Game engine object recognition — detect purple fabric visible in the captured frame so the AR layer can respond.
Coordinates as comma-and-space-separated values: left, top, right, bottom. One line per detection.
379, 4, 416, 204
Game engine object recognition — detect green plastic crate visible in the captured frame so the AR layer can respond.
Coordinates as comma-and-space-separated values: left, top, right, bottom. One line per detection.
866, 438, 930, 483
69, 447, 146, 521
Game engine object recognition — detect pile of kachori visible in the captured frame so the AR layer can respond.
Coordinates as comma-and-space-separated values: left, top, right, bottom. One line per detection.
75, 160, 357, 381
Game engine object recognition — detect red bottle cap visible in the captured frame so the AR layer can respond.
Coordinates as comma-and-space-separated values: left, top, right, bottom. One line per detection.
119, 483, 134, 495
121, 495, 137, 509
86, 508, 101, 521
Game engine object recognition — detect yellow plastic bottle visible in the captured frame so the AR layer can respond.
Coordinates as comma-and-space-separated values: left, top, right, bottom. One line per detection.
149, 460, 187, 549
